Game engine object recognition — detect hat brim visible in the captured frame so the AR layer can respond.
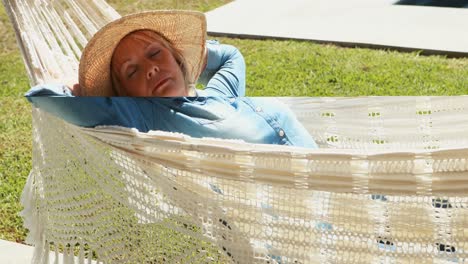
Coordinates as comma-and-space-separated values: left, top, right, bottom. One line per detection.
79, 10, 206, 96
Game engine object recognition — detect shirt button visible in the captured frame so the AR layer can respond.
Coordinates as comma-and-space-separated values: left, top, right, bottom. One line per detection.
278, 129, 285, 137
255, 106, 262, 112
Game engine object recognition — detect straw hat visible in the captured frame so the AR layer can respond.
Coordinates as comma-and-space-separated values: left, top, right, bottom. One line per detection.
79, 10, 206, 96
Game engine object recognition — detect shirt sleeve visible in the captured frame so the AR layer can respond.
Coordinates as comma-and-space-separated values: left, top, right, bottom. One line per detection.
25, 83, 148, 131
197, 40, 246, 97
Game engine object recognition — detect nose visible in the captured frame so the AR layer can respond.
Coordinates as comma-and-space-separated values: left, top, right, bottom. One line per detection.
147, 65, 160, 80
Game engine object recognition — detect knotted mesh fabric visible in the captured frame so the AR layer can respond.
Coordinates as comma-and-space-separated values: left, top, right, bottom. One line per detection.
23, 97, 468, 264
4, 0, 468, 262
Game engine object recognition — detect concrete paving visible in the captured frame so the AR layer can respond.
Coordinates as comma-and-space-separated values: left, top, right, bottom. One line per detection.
206, 0, 468, 56
0, 239, 96, 264
0, 239, 36, 264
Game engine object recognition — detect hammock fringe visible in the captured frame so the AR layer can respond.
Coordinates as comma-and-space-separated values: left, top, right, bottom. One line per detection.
4, 0, 468, 263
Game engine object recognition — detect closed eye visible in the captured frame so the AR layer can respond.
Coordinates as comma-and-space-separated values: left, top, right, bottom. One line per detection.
149, 50, 161, 58
127, 67, 137, 78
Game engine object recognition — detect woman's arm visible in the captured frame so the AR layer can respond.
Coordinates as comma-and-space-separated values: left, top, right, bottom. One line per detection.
26, 84, 148, 131
197, 40, 246, 97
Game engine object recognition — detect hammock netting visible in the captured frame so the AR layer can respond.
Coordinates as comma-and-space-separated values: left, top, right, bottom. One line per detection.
4, 0, 468, 263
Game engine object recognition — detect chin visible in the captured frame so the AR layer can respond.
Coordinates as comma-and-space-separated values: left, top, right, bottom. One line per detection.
164, 87, 188, 97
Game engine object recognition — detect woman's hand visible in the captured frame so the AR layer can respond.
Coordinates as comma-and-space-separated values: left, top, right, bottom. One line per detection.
62, 78, 82, 96
68, 83, 82, 96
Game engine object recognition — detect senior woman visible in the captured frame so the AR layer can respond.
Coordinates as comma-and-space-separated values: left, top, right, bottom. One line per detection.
26, 10, 318, 149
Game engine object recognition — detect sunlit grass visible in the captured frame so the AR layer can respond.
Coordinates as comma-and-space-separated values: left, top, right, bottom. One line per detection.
0, 0, 467, 244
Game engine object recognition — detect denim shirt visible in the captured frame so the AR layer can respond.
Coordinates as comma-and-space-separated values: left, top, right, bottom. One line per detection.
26, 41, 318, 149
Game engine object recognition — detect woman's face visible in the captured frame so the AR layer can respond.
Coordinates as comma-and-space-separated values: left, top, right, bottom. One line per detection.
111, 31, 187, 97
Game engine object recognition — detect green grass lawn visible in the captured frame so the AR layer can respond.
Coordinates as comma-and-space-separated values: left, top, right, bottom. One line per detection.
1, 0, 468, 244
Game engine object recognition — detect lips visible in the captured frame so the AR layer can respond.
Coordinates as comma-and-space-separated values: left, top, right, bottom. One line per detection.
152, 77, 170, 95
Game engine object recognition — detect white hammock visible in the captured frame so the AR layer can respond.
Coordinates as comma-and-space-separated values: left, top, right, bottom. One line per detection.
5, 0, 468, 263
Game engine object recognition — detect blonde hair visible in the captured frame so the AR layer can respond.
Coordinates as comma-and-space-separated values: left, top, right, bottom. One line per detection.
110, 29, 194, 96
